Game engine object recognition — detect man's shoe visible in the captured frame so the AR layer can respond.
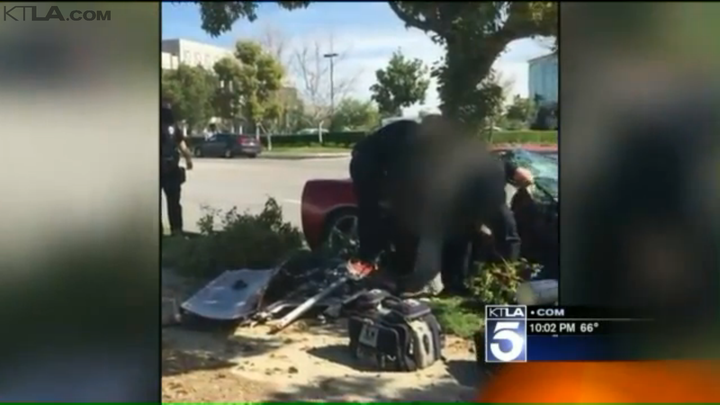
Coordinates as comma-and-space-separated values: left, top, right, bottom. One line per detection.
346, 259, 376, 280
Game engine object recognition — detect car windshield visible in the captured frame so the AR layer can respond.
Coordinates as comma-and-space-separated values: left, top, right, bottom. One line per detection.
508, 149, 558, 201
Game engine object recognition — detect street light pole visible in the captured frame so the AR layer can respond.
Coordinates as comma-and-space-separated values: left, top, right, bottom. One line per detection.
323, 52, 338, 127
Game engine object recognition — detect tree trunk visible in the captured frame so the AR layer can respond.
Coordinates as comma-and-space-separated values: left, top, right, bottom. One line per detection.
438, 39, 507, 135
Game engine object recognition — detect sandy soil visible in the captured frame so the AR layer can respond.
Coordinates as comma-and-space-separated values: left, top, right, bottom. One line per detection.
162, 322, 481, 402
162, 269, 484, 402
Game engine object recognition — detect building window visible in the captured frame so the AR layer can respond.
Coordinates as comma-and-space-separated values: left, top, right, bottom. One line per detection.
183, 51, 191, 63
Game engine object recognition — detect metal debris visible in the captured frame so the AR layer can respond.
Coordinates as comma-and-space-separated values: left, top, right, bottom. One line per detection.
177, 254, 373, 332
181, 268, 278, 321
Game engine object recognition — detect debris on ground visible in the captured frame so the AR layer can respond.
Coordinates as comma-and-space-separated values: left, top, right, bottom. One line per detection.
172, 253, 383, 333
181, 268, 278, 321
161, 251, 489, 402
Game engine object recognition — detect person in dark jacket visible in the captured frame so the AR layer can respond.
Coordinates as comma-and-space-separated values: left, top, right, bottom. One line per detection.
398, 132, 534, 295
437, 153, 533, 293
346, 115, 533, 295
161, 102, 193, 236
346, 119, 421, 277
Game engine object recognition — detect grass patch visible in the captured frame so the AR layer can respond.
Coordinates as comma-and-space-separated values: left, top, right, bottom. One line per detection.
428, 296, 484, 339
267, 146, 350, 153
428, 260, 542, 338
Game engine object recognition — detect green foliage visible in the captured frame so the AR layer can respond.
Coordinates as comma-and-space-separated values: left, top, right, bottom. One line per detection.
476, 70, 509, 139
192, 1, 310, 37
428, 296, 483, 339
429, 260, 541, 338
235, 40, 285, 131
331, 98, 381, 131
271, 88, 307, 133
256, 130, 557, 148
388, 2, 557, 133
505, 95, 535, 123
161, 65, 218, 132
370, 49, 430, 117
166, 197, 303, 279
468, 260, 541, 305
212, 56, 245, 124
211, 42, 285, 133
187, 2, 556, 134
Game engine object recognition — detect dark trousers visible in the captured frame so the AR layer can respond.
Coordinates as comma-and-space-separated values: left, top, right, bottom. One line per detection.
441, 229, 474, 289
349, 155, 385, 263
161, 167, 184, 234
487, 203, 521, 262
398, 205, 520, 293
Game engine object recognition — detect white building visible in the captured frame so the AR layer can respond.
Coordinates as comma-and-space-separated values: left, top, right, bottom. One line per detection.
528, 52, 558, 106
161, 52, 179, 71
161, 38, 234, 71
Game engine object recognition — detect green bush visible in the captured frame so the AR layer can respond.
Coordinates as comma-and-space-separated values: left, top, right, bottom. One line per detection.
469, 259, 541, 305
428, 260, 541, 338
490, 130, 556, 144
258, 130, 557, 148
165, 198, 304, 279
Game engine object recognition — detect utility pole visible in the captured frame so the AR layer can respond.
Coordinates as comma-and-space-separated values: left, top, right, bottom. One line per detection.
323, 52, 338, 129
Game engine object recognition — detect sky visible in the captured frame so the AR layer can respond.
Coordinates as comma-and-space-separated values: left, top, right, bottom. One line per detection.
162, 2, 553, 116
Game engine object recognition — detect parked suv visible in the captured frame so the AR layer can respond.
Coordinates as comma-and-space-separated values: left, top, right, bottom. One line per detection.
192, 133, 261, 158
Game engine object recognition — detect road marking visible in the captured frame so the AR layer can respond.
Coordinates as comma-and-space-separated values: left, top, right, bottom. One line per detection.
283, 199, 302, 204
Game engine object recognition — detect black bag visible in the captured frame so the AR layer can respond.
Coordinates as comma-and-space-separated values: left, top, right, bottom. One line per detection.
346, 291, 444, 372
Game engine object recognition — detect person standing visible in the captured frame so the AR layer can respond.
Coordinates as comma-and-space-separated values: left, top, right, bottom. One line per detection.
161, 102, 193, 236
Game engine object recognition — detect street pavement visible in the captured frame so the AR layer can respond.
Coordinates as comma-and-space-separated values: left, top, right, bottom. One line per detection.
164, 157, 520, 233
163, 157, 351, 232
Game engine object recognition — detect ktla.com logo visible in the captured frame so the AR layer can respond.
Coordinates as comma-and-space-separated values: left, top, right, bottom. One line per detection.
3, 5, 111, 22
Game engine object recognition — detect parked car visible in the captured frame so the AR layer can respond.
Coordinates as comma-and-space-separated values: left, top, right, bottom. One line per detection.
300, 145, 558, 276
192, 133, 261, 158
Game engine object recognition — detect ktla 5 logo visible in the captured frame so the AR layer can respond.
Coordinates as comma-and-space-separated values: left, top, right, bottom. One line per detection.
487, 321, 526, 362
485, 305, 527, 363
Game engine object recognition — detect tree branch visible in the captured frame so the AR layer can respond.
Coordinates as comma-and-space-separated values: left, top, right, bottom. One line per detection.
387, 2, 432, 32
500, 2, 556, 43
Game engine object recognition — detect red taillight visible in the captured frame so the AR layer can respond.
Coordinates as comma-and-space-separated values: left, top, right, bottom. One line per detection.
238, 137, 254, 145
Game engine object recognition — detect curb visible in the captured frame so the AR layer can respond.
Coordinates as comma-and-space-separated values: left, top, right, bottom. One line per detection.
258, 152, 350, 160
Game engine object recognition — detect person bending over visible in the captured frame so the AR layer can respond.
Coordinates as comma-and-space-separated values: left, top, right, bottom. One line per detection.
346, 119, 421, 277
396, 132, 534, 295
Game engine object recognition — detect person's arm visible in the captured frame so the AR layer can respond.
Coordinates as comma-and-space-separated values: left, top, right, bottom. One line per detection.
503, 159, 534, 187
177, 135, 193, 170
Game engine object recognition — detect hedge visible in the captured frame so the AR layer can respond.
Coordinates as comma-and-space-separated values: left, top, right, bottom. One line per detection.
188, 130, 557, 149
261, 131, 556, 147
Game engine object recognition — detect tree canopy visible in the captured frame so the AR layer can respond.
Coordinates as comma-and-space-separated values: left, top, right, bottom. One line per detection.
505, 95, 534, 123
190, 1, 557, 133
387, 2, 556, 132
331, 98, 380, 131
370, 50, 430, 117
161, 64, 218, 132
212, 56, 244, 128
212, 40, 285, 132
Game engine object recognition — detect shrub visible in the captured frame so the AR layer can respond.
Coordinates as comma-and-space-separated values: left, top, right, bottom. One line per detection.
468, 259, 541, 305
168, 197, 304, 279
258, 130, 557, 148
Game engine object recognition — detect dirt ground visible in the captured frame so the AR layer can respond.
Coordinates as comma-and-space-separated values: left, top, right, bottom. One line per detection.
162, 268, 485, 402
